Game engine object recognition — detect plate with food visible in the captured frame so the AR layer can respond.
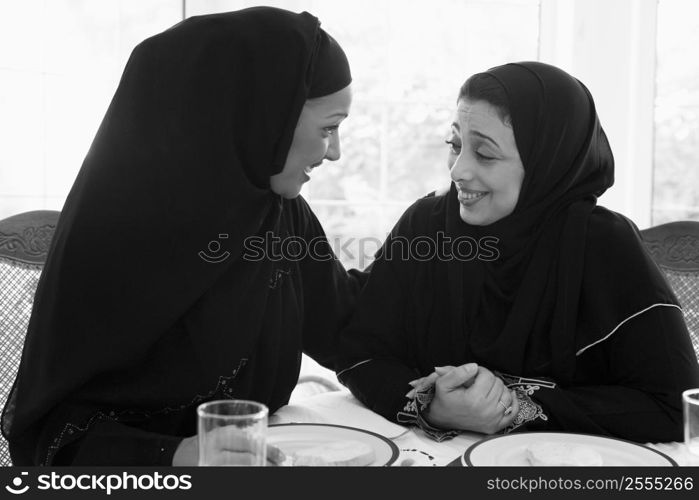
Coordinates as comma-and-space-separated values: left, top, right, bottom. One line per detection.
268, 423, 400, 466
461, 432, 677, 466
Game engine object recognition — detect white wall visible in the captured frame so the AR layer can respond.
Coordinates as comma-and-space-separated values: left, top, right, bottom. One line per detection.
539, 0, 657, 228
0, 0, 662, 227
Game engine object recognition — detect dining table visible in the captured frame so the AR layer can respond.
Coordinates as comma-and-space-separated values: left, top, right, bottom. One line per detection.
269, 388, 699, 467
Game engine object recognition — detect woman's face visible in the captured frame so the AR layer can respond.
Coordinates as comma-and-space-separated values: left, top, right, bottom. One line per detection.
447, 99, 525, 226
270, 85, 352, 198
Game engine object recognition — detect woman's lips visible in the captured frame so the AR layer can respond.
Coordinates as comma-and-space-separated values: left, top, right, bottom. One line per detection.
303, 161, 322, 175
457, 189, 488, 206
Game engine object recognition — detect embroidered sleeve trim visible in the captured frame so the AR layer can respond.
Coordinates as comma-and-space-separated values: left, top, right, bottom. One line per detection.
502, 387, 549, 434
492, 370, 551, 433
396, 385, 460, 442
494, 371, 557, 390
44, 358, 249, 465
575, 303, 682, 356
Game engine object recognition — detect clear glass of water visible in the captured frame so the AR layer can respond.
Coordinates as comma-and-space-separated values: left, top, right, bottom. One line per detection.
683, 388, 699, 456
197, 399, 268, 466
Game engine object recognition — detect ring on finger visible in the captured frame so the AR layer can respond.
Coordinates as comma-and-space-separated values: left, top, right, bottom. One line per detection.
497, 400, 508, 412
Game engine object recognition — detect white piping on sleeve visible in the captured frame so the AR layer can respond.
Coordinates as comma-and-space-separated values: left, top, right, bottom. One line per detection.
336, 359, 372, 379
575, 303, 683, 356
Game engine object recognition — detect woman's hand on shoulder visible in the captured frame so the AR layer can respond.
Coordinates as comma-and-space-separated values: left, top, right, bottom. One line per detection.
422, 364, 519, 434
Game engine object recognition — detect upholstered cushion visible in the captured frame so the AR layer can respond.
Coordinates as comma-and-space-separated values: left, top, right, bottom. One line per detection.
661, 267, 699, 362
641, 221, 699, 364
0, 259, 42, 466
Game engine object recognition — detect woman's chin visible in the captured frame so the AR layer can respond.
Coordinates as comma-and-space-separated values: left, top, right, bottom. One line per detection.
459, 206, 488, 226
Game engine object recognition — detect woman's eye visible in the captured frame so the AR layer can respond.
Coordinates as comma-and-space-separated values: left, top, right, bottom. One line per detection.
476, 151, 496, 162
323, 125, 339, 135
445, 139, 461, 154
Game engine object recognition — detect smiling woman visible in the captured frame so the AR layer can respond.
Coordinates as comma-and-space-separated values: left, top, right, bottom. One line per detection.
337, 61, 699, 445
447, 96, 525, 226
270, 86, 352, 199
1, 7, 367, 466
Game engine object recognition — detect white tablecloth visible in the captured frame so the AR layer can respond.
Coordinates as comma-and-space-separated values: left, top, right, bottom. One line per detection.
270, 390, 699, 467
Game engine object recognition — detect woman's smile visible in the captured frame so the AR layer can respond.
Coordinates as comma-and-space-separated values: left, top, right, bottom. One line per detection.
303, 161, 322, 178
448, 99, 524, 225
458, 188, 489, 206
270, 85, 351, 198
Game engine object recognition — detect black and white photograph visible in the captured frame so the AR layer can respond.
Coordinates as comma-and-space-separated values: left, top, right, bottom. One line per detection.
0, 0, 698, 496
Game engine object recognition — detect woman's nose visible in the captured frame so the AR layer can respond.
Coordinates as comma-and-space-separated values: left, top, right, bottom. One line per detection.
450, 153, 475, 183
324, 132, 341, 161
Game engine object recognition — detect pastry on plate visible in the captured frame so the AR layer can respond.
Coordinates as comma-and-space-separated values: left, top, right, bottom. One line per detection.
525, 441, 603, 466
292, 440, 375, 466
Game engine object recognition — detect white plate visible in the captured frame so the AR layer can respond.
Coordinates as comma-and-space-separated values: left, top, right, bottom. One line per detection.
462, 432, 677, 466
268, 423, 399, 466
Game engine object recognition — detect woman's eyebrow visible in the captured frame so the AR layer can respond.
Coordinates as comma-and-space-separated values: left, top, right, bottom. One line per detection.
470, 130, 500, 148
324, 112, 348, 120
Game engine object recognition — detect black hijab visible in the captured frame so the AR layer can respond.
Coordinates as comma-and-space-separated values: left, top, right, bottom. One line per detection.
3, 7, 352, 464
433, 62, 677, 383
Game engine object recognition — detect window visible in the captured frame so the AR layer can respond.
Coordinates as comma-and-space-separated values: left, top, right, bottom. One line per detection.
177, 0, 541, 270
2, 0, 697, 388
301, 0, 540, 270
653, 0, 699, 224
187, 0, 540, 384
5, 2, 698, 236
1, 1, 540, 257
0, 1, 539, 384
0, 0, 182, 218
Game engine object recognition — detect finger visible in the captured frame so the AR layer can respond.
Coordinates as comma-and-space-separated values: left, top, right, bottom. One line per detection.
434, 365, 456, 376
408, 374, 434, 386
495, 386, 515, 420
487, 377, 506, 402
436, 363, 477, 381
499, 386, 514, 409
500, 390, 520, 426
460, 367, 479, 389
435, 363, 478, 391
469, 367, 496, 395
416, 372, 440, 389
405, 372, 440, 397
407, 374, 432, 386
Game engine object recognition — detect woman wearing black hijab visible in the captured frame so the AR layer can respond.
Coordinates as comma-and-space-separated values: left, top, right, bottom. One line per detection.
337, 62, 699, 443
2, 7, 363, 465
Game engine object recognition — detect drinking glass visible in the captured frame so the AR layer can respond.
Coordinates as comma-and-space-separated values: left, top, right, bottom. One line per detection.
197, 399, 268, 466
683, 388, 699, 456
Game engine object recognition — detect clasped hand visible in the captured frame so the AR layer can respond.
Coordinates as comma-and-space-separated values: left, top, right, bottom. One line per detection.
408, 363, 519, 435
